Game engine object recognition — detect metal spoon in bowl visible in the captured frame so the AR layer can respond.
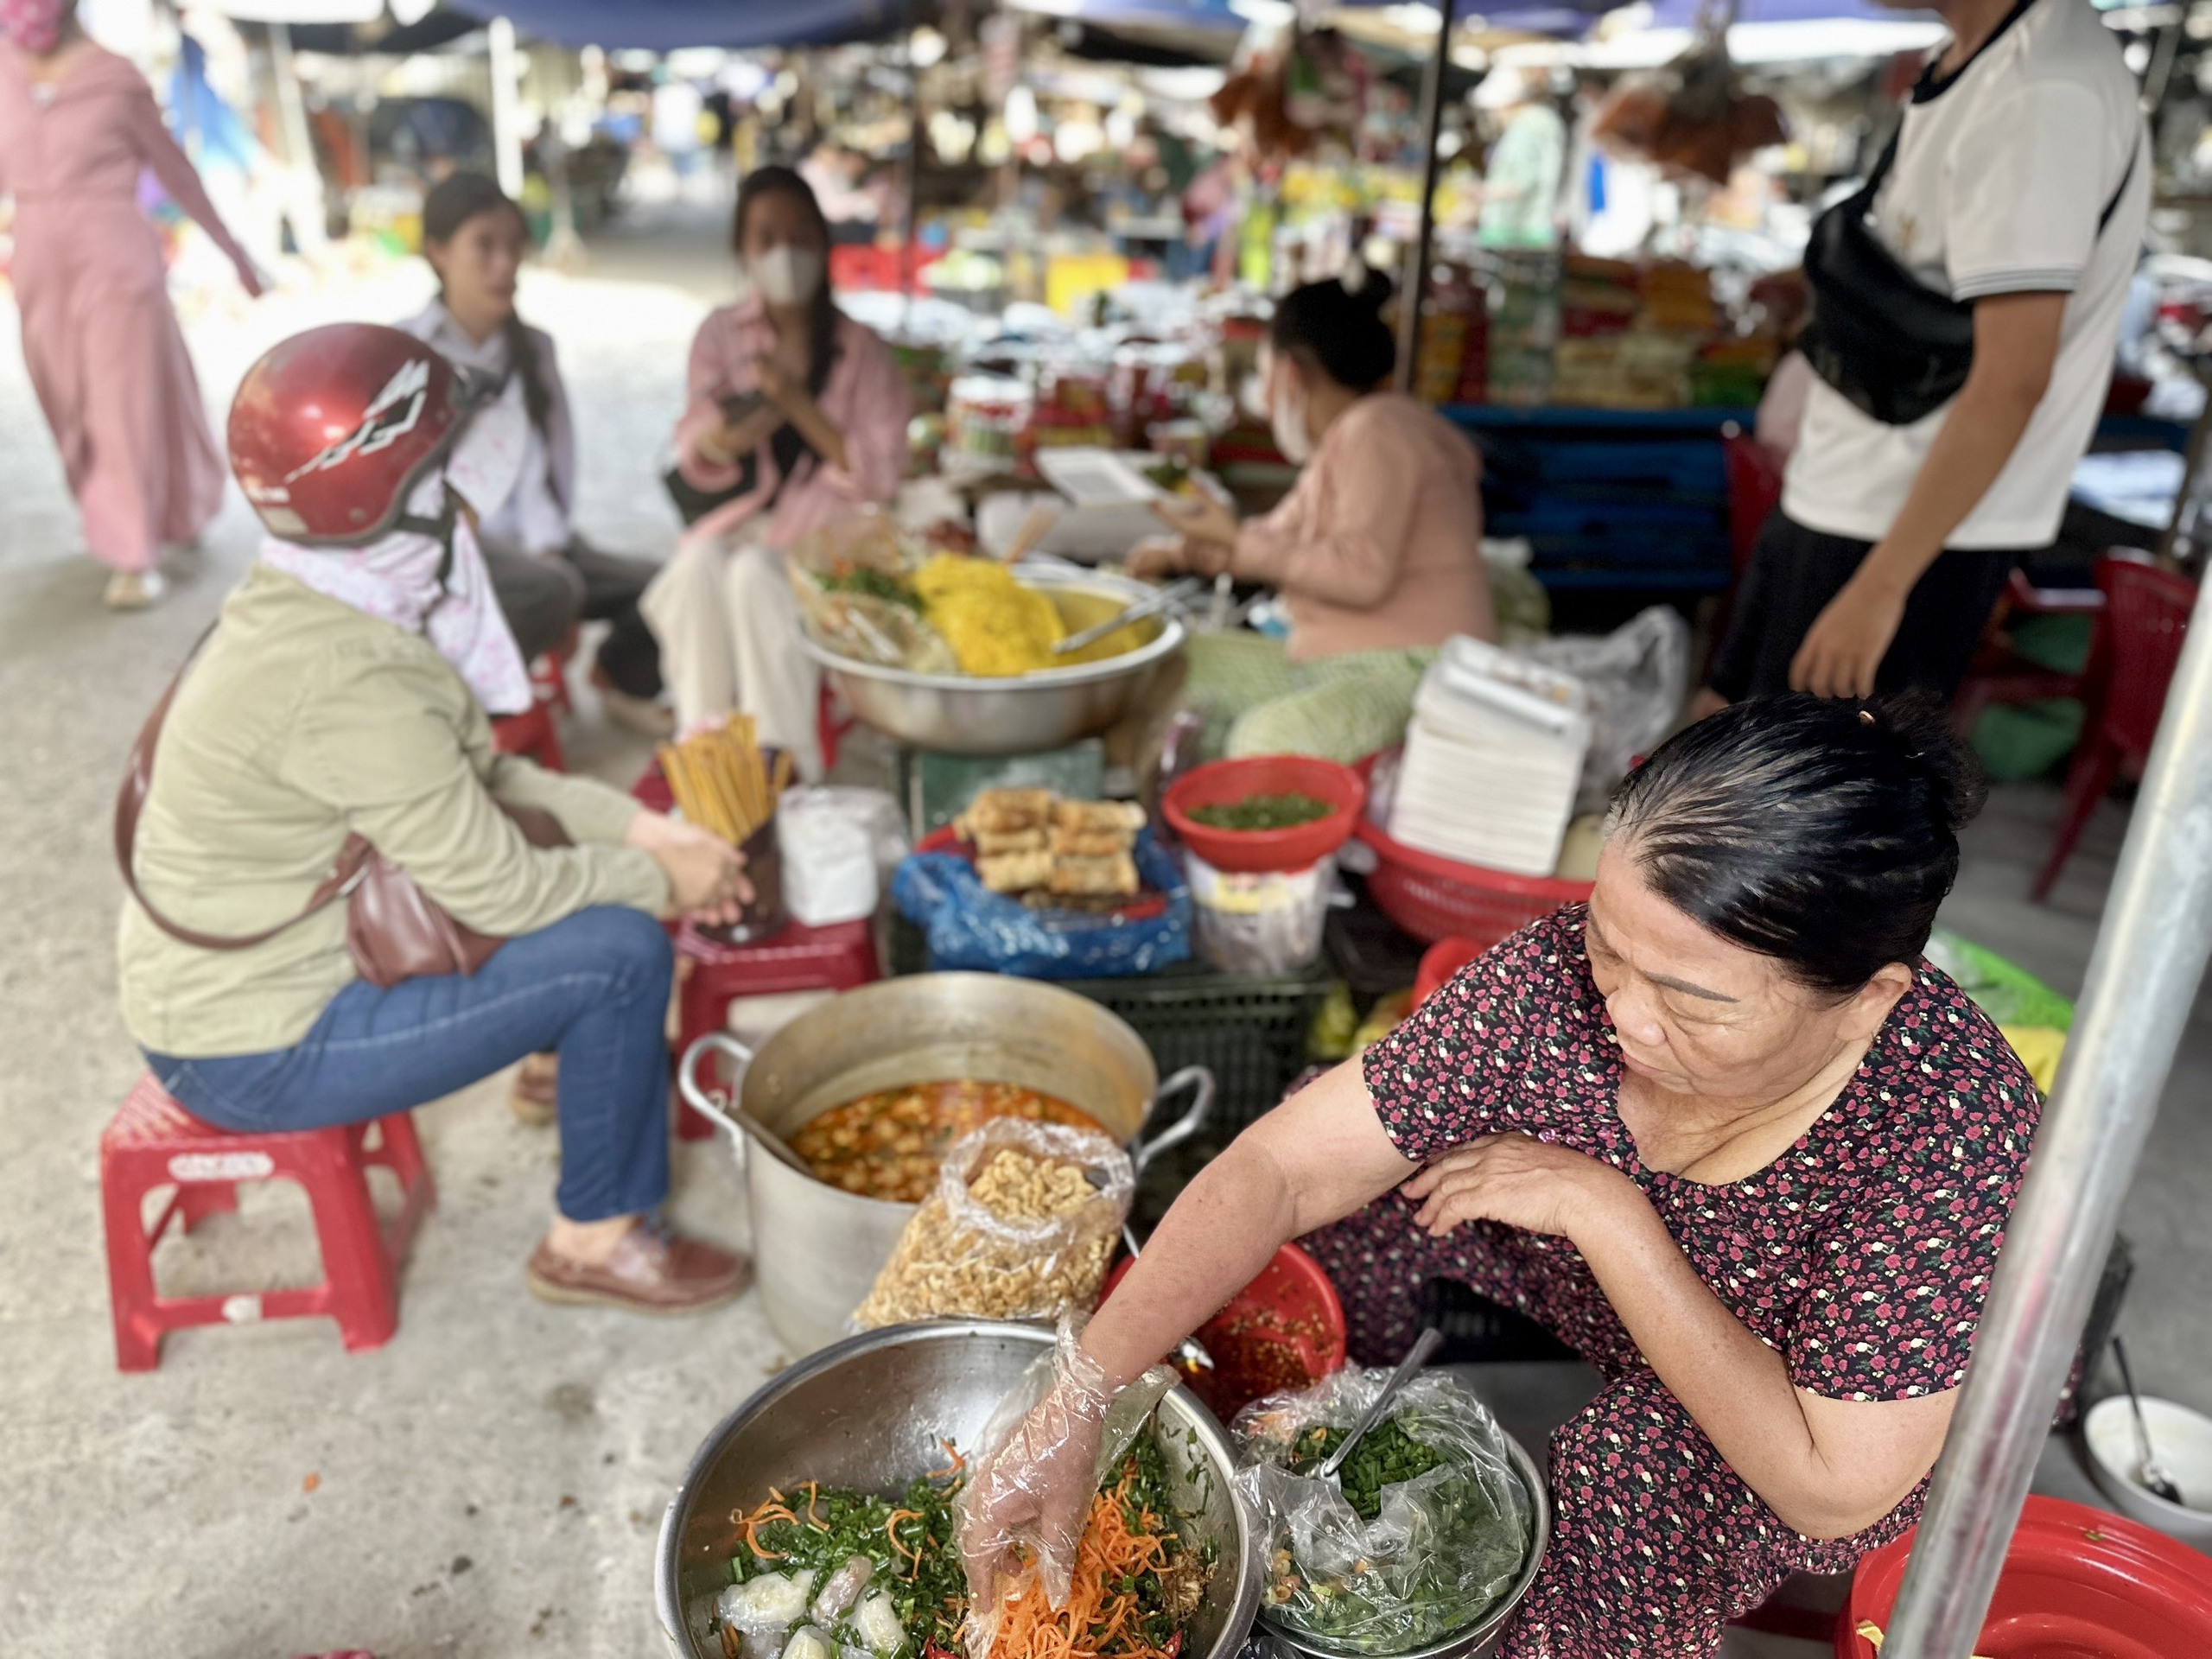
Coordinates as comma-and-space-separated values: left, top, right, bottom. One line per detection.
1317, 1325, 1445, 1481
2113, 1336, 2184, 1503
1052, 577, 1205, 657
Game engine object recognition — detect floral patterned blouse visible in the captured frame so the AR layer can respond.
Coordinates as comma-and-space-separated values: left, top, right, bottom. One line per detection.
1360, 906, 2042, 1402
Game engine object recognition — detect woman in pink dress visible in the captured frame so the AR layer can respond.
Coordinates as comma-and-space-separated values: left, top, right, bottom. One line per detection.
0, 0, 263, 609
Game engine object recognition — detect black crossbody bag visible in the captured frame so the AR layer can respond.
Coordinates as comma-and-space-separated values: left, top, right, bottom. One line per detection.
1800, 125, 2139, 427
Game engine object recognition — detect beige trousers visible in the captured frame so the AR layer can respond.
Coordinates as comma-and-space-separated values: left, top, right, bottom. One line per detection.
639, 535, 824, 779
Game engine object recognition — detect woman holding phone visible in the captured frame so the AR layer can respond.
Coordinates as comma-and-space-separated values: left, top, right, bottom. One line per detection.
641, 166, 911, 778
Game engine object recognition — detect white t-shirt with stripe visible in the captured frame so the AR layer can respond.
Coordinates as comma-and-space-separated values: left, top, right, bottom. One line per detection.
1783, 0, 2148, 550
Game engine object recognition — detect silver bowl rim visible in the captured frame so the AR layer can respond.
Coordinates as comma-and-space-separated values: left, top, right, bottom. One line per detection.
654, 1318, 1264, 1657
799, 568, 1188, 690
1255, 1433, 1554, 1659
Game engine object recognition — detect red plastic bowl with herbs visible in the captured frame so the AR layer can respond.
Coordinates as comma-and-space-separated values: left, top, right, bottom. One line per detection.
1162, 756, 1365, 874
1102, 1242, 1347, 1424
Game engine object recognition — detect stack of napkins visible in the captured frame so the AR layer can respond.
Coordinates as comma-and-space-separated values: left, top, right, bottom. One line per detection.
1388, 637, 1593, 877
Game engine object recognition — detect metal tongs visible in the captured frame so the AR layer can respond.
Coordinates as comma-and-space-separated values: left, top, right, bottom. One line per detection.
1052, 577, 1205, 656
1316, 1325, 1444, 1481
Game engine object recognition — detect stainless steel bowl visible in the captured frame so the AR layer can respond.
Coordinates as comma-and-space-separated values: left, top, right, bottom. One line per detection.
1258, 1435, 1552, 1659
802, 568, 1187, 756
655, 1320, 1262, 1659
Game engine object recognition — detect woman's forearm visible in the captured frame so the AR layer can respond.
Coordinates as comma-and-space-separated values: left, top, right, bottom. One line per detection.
1080, 1137, 1299, 1389
1575, 1204, 1923, 1538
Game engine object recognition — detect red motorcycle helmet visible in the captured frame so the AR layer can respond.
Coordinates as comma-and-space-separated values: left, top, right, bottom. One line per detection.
227, 323, 465, 547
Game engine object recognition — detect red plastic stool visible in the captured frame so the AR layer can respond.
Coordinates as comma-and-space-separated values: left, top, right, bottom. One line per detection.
493, 697, 567, 772
672, 917, 880, 1138
99, 1073, 435, 1371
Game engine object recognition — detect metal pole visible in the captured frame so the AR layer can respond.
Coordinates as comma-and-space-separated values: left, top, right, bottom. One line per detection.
1882, 571, 2212, 1656
904, 31, 924, 331
1394, 0, 1457, 395
487, 17, 525, 202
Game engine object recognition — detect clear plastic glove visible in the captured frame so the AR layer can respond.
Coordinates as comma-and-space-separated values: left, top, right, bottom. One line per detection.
957, 1317, 1116, 1641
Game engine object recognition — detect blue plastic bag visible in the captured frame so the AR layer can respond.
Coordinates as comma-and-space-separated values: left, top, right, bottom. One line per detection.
893, 830, 1192, 980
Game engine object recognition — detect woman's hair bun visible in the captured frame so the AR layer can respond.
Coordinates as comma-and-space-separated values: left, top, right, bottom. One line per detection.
1338, 257, 1395, 314
1862, 690, 1987, 835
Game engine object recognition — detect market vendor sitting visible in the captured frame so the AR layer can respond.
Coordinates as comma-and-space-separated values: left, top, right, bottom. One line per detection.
118, 325, 753, 1316
959, 694, 2040, 1657
1130, 264, 1496, 761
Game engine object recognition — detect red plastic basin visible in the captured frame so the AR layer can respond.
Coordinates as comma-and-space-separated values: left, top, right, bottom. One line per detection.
1102, 1241, 1347, 1424
1161, 756, 1365, 874
1415, 937, 1484, 1008
1840, 1496, 2212, 1659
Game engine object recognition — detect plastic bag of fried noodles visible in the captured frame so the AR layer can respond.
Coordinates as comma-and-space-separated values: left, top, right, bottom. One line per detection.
852, 1119, 1131, 1329
1234, 1366, 1535, 1653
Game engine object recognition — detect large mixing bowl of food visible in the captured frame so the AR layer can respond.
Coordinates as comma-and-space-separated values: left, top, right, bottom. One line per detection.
677, 974, 1211, 1356
655, 1319, 1263, 1659
799, 565, 1186, 758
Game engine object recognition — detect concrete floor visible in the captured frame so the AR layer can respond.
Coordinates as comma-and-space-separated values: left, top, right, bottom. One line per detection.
1, 219, 2205, 1657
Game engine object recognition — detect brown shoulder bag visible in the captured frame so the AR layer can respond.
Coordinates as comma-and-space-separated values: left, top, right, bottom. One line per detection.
115, 641, 572, 989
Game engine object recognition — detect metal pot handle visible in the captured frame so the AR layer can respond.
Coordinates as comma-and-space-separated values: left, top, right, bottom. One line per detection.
1129, 1065, 1215, 1179
676, 1032, 755, 1147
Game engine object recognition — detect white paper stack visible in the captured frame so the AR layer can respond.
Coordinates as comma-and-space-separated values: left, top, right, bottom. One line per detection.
1388, 636, 1593, 877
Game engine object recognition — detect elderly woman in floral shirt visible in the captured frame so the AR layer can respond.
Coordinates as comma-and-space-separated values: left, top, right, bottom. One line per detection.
960, 694, 2039, 1656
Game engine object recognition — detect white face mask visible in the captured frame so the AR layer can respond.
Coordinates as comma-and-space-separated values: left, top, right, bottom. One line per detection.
750, 245, 824, 308
1269, 367, 1313, 465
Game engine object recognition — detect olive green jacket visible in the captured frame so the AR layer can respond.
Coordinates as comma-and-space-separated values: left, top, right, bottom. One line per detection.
118, 563, 669, 1057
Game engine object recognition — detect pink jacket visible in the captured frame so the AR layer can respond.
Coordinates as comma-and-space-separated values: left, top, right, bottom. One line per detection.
1233, 392, 1496, 661
672, 296, 911, 549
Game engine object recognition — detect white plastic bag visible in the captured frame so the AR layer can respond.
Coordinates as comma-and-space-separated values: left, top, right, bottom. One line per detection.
1513, 605, 1689, 816
777, 786, 908, 926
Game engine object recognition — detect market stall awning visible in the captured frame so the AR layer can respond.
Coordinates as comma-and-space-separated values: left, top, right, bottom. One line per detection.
435, 0, 922, 50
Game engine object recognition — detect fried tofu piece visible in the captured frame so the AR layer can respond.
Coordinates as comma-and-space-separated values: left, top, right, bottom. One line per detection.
1050, 800, 1146, 835
963, 788, 1054, 836
1050, 824, 1136, 858
972, 827, 1048, 856
978, 849, 1056, 893
1047, 852, 1140, 898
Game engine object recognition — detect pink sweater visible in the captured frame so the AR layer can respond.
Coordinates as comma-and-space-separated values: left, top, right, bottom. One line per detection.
1233, 393, 1495, 661
672, 294, 912, 549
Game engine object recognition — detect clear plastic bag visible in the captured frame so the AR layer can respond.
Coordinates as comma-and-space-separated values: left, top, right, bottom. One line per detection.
852, 1120, 1133, 1330
1515, 605, 1690, 816
777, 786, 908, 927
1234, 1368, 1534, 1654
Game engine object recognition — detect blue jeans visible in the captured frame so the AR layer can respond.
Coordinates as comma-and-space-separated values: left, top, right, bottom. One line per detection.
145, 906, 674, 1223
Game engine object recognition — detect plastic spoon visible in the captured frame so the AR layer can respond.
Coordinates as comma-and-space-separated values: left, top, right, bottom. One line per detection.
2113, 1336, 2184, 1503
1317, 1325, 1445, 1481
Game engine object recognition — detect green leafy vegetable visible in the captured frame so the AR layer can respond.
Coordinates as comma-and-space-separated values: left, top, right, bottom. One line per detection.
1287, 1419, 1446, 1522
1186, 792, 1335, 832
824, 567, 923, 611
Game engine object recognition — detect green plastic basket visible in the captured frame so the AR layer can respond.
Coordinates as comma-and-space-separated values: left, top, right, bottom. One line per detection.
1925, 929, 2075, 1032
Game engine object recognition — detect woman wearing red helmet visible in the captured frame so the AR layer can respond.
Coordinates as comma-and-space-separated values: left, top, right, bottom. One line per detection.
640, 165, 912, 778
0, 0, 264, 610
118, 324, 753, 1314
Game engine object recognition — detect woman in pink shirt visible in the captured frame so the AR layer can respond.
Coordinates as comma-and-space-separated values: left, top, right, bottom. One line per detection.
1134, 266, 1494, 760
1137, 266, 1494, 658
0, 0, 263, 611
640, 167, 911, 777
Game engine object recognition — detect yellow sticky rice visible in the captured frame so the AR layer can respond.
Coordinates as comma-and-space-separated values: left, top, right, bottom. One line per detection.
913, 555, 1070, 677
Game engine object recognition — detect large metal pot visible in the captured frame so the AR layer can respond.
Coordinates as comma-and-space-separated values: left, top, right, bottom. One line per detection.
677, 973, 1212, 1356
655, 1319, 1262, 1659
800, 568, 1186, 756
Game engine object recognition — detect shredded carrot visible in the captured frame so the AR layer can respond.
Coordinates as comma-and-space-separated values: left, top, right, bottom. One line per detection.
805, 1481, 823, 1527
930, 1438, 969, 1480
985, 1462, 1180, 1659
734, 1494, 799, 1562
887, 1508, 925, 1571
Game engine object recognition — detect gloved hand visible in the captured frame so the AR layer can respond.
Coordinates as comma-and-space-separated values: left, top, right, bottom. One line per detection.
957, 1319, 1116, 1631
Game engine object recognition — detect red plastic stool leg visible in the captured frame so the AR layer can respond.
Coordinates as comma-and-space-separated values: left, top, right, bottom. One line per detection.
100, 1152, 166, 1372
301, 1133, 400, 1353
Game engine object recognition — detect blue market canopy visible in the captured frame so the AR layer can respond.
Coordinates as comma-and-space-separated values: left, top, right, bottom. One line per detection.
443, 0, 922, 50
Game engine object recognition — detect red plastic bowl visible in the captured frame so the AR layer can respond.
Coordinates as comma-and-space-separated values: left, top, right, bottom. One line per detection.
1161, 756, 1365, 874
1840, 1496, 2212, 1659
1102, 1242, 1348, 1423
1352, 755, 1592, 947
